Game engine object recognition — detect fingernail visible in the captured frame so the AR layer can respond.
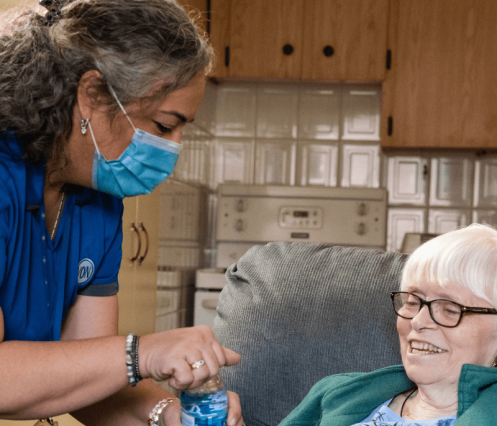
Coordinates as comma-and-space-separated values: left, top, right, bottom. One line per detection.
230, 419, 237, 426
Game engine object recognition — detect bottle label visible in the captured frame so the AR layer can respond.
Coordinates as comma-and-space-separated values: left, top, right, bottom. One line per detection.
181, 412, 196, 426
181, 410, 227, 426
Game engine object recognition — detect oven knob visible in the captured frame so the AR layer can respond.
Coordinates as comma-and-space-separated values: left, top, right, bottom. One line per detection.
235, 219, 244, 232
357, 202, 367, 216
357, 222, 366, 235
235, 199, 245, 212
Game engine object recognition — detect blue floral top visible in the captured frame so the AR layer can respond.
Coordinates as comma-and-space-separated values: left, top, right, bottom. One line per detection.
351, 399, 457, 426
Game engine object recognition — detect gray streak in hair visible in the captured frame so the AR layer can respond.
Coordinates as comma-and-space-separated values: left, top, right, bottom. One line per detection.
0, 0, 212, 162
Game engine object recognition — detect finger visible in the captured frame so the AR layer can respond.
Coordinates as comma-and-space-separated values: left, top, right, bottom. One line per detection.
222, 347, 241, 366
226, 391, 244, 426
168, 351, 204, 390
211, 340, 228, 367
195, 349, 220, 381
168, 365, 194, 390
187, 355, 213, 389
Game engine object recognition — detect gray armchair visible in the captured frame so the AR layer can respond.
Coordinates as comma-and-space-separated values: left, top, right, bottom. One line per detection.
213, 242, 408, 426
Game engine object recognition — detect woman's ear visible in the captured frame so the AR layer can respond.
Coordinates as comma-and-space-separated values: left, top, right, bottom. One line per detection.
76, 70, 108, 120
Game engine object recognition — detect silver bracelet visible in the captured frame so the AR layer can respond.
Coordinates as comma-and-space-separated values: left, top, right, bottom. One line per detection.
148, 398, 177, 426
125, 333, 142, 387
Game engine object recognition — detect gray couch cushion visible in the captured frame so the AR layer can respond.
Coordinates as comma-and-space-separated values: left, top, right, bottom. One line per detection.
213, 242, 407, 426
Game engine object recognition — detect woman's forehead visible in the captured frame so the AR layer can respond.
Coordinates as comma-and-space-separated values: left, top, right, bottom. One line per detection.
404, 280, 493, 307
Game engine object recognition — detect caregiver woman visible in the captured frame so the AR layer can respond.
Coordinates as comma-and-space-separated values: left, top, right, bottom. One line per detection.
280, 223, 497, 425
0, 0, 242, 424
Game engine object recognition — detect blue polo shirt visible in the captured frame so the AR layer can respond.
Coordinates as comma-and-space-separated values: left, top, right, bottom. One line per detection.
0, 131, 123, 342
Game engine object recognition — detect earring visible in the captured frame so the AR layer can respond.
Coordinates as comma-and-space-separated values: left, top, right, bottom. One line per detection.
81, 118, 89, 135
493, 362, 497, 368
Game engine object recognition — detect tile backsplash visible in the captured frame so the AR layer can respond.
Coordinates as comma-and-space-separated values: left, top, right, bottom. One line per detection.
171, 80, 497, 253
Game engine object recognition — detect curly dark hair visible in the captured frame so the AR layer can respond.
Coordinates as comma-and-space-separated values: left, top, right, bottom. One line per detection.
0, 0, 212, 163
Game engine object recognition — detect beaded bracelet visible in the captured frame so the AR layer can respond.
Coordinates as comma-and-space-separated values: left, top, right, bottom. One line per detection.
148, 398, 177, 426
132, 334, 143, 383
125, 333, 142, 387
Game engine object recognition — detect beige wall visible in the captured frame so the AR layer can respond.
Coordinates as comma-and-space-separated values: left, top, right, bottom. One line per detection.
0, 0, 21, 10
0, 0, 38, 12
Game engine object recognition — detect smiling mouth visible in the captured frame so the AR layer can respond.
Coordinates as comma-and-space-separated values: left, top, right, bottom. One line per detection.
409, 341, 444, 354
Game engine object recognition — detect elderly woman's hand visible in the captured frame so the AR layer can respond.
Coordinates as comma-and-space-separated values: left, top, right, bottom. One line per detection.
159, 391, 243, 426
139, 325, 241, 390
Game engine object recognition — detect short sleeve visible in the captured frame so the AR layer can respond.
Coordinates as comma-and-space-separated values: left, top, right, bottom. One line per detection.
76, 193, 123, 295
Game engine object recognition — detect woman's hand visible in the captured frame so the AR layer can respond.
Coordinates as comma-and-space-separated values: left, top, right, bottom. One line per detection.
160, 391, 243, 426
227, 391, 244, 426
139, 325, 241, 390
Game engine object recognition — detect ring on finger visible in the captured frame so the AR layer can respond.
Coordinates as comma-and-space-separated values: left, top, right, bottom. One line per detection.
190, 359, 205, 370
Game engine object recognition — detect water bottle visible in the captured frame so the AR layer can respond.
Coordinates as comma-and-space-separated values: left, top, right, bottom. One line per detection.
180, 373, 228, 426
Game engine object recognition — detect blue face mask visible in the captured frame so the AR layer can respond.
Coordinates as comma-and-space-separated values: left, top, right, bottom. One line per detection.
88, 88, 182, 199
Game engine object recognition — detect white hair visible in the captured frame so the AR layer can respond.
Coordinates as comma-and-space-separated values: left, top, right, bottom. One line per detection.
401, 223, 497, 308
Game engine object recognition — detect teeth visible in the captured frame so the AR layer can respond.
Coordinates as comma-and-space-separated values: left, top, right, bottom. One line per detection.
410, 341, 443, 353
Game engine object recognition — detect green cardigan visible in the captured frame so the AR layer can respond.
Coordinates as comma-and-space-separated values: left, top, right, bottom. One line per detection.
279, 364, 497, 426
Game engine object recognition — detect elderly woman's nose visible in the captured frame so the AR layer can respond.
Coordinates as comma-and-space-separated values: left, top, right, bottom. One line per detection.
411, 304, 437, 329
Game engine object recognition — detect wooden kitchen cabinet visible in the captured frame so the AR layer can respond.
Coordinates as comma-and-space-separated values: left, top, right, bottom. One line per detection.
302, 0, 389, 81
381, 0, 497, 149
209, 0, 389, 81
118, 190, 161, 337
177, 0, 208, 34
225, 0, 304, 79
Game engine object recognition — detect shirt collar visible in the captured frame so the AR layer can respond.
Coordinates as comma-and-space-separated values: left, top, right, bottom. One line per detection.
0, 131, 94, 209
25, 160, 93, 209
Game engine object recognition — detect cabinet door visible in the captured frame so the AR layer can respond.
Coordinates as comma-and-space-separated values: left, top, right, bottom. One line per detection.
460, 1, 497, 147
382, 0, 497, 149
117, 197, 138, 336
133, 190, 161, 336
177, 0, 208, 33
302, 0, 389, 81
209, 0, 231, 78
228, 0, 305, 78
118, 191, 160, 337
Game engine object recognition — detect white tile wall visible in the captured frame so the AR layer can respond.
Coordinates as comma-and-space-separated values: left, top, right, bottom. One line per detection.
387, 208, 425, 253
341, 144, 380, 188
172, 80, 497, 253
428, 209, 470, 234
473, 210, 497, 227
298, 85, 340, 140
387, 157, 427, 205
214, 140, 254, 185
298, 143, 338, 187
215, 86, 256, 137
255, 140, 296, 185
429, 157, 473, 207
474, 158, 497, 208
256, 85, 299, 139
341, 86, 381, 141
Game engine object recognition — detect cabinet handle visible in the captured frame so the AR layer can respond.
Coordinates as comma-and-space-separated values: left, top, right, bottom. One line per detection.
282, 44, 294, 55
138, 222, 149, 266
323, 45, 334, 57
130, 222, 141, 262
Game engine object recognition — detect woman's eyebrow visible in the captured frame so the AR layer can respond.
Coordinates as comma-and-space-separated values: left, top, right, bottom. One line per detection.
409, 287, 459, 302
158, 110, 189, 123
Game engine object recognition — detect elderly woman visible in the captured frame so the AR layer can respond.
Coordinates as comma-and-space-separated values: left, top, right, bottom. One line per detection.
279, 223, 497, 425
0, 0, 242, 425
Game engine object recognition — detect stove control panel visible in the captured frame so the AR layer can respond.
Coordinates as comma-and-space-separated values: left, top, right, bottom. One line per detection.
216, 185, 387, 249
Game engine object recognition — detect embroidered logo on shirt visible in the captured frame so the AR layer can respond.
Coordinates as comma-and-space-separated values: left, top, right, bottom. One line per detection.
78, 258, 95, 285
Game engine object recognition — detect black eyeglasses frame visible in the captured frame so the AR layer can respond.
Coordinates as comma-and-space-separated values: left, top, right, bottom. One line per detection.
390, 291, 497, 328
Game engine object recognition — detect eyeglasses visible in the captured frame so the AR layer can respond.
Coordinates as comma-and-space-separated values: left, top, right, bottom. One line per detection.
390, 291, 497, 328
